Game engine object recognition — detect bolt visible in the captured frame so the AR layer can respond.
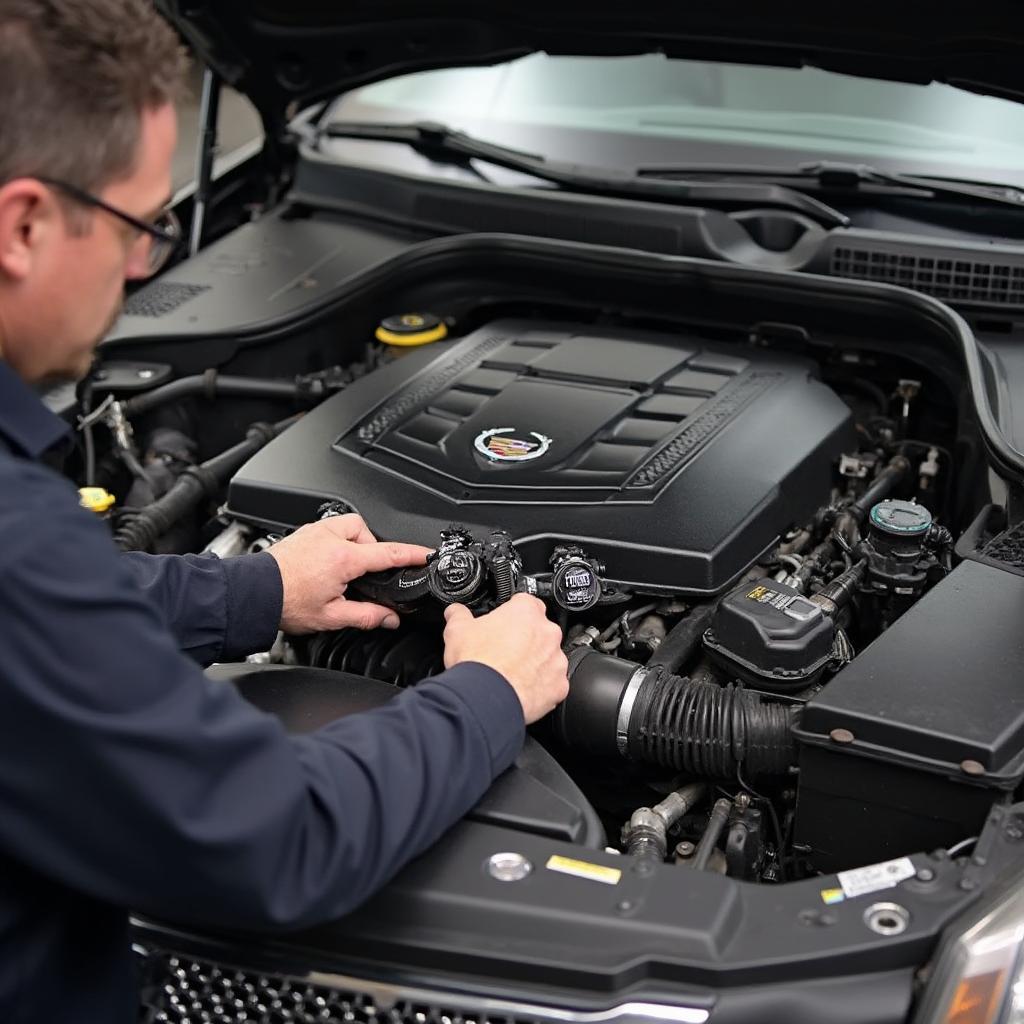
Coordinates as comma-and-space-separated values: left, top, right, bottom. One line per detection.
617, 899, 634, 913
675, 841, 696, 859
960, 760, 985, 776
830, 728, 855, 744
735, 793, 752, 810
864, 902, 910, 936
916, 868, 936, 882
959, 878, 978, 891
486, 852, 532, 882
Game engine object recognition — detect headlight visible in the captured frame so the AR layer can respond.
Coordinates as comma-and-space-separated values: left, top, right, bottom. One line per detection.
915, 874, 1024, 1024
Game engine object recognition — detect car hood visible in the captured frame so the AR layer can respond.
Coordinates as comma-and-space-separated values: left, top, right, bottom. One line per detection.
158, 0, 1024, 135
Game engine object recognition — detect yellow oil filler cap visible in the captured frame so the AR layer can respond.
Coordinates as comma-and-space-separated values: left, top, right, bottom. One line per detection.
79, 487, 116, 515
375, 312, 448, 347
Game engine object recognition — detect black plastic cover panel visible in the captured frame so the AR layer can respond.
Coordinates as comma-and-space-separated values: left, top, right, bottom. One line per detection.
228, 320, 854, 594
207, 663, 605, 848
798, 559, 1024, 782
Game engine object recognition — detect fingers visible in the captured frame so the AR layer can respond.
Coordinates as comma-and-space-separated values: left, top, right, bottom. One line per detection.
349, 540, 432, 575
312, 515, 432, 567
506, 592, 547, 613
317, 513, 376, 544
444, 603, 473, 624
324, 598, 401, 632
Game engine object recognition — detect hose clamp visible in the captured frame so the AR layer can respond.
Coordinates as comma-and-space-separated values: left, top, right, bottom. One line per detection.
616, 666, 648, 756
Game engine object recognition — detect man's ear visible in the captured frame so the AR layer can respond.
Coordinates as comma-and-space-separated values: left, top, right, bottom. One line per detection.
0, 179, 57, 283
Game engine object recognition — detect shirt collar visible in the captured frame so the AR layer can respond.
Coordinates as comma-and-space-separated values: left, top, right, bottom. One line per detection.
0, 360, 72, 458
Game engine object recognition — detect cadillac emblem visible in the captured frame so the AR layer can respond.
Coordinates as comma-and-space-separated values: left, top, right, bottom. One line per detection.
474, 427, 552, 462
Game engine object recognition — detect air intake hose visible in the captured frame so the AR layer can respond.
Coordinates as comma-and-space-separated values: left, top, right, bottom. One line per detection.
554, 649, 796, 777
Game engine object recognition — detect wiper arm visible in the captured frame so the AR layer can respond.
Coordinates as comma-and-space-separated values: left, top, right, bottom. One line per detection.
803, 161, 1024, 210
318, 120, 851, 228
639, 159, 1024, 211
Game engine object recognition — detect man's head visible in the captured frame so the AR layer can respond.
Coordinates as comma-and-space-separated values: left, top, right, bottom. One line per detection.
0, 0, 188, 383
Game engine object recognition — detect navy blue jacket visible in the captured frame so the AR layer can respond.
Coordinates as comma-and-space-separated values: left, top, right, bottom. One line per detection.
0, 361, 525, 1024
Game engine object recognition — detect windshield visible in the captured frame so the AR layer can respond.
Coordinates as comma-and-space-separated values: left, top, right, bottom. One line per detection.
326, 53, 1024, 184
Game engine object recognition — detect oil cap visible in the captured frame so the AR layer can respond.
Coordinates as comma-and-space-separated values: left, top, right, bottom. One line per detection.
375, 312, 448, 347
78, 487, 115, 515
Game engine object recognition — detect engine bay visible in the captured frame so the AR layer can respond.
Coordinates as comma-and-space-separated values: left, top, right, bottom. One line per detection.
80, 236, 1024, 893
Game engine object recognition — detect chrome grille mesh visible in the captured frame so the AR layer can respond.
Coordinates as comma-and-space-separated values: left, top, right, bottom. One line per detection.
133, 943, 707, 1024
137, 950, 545, 1024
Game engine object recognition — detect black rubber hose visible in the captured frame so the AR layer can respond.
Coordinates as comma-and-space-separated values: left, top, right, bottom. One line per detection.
114, 418, 296, 551
647, 602, 716, 672
122, 373, 307, 418
691, 798, 732, 871
555, 651, 795, 777
643, 598, 716, 671
852, 454, 911, 519
813, 559, 867, 614
628, 665, 794, 776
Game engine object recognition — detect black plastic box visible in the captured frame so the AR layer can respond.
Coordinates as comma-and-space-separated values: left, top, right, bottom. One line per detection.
794, 559, 1024, 871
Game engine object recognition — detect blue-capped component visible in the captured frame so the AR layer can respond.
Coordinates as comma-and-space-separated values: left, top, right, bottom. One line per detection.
869, 499, 933, 537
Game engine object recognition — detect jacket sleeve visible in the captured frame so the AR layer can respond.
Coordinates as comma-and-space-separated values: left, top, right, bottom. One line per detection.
0, 480, 525, 930
119, 550, 282, 665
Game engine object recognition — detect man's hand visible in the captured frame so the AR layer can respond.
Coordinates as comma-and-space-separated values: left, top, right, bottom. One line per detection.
268, 515, 431, 634
442, 595, 569, 724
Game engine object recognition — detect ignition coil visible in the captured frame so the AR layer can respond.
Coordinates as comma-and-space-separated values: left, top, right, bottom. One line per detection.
549, 545, 604, 612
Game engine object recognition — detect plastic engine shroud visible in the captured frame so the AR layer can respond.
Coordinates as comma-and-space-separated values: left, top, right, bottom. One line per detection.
227, 319, 854, 595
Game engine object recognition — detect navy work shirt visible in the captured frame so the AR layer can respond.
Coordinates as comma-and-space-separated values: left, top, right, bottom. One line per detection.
0, 361, 525, 1024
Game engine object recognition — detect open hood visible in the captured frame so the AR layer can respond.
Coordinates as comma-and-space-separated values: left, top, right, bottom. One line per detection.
158, 1, 1024, 137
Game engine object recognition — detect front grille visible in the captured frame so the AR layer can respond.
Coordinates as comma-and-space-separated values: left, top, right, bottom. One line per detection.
135, 947, 707, 1024
830, 246, 1024, 305
139, 949, 536, 1024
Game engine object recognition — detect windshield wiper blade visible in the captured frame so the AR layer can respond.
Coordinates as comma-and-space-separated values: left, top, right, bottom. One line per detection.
804, 162, 1024, 209
639, 159, 1024, 211
318, 120, 851, 228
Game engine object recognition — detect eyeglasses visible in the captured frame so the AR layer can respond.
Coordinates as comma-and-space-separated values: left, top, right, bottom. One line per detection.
35, 176, 181, 276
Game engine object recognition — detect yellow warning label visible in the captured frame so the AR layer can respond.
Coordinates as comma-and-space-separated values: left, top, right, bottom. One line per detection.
747, 585, 769, 600
820, 887, 845, 905
546, 855, 622, 885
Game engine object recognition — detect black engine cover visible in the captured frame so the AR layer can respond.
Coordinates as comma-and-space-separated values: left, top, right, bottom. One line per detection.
227, 320, 854, 594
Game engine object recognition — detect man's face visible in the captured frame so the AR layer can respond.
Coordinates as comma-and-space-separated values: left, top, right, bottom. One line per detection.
0, 102, 177, 383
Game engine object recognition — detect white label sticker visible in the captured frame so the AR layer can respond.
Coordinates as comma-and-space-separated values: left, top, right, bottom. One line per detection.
836, 857, 916, 899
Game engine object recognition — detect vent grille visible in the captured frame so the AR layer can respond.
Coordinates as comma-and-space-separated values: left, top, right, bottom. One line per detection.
626, 372, 780, 488
138, 949, 514, 1024
124, 282, 209, 318
830, 247, 1024, 305
135, 947, 707, 1024
983, 520, 1024, 570
357, 333, 509, 443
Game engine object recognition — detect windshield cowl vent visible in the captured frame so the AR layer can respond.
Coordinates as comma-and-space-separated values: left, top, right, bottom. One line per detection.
831, 245, 1024, 307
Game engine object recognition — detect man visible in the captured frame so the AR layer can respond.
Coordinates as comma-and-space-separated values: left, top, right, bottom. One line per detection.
0, 2, 570, 1021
